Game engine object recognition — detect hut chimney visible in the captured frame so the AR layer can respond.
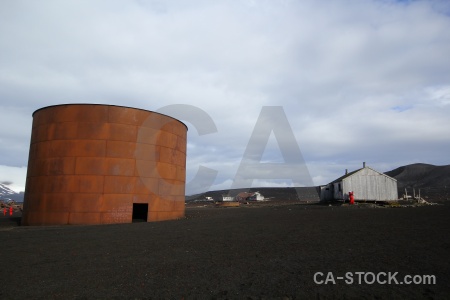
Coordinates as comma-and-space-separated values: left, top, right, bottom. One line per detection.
363, 162, 366, 168
345, 169, 348, 175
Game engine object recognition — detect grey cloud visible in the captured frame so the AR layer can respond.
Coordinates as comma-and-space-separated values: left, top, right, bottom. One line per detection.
1, 0, 450, 193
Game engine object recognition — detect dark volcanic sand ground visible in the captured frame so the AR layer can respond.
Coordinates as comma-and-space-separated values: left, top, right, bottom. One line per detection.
1, 203, 449, 299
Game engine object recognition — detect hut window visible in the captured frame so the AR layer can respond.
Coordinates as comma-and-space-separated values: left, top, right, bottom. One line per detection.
338, 183, 342, 191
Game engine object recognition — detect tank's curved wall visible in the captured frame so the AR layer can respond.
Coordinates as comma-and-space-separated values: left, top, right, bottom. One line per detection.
22, 104, 187, 225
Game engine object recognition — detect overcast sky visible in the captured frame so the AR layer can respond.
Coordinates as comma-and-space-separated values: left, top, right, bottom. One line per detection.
1, 0, 450, 194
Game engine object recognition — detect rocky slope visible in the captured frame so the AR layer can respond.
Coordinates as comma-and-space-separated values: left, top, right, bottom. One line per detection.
0, 183, 24, 202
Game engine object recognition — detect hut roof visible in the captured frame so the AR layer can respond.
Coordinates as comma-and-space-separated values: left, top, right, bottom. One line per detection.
329, 166, 397, 184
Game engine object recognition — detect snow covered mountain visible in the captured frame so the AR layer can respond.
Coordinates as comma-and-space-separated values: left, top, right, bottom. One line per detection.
0, 183, 24, 202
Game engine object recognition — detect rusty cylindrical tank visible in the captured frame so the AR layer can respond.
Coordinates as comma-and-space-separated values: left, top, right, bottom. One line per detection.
22, 104, 187, 225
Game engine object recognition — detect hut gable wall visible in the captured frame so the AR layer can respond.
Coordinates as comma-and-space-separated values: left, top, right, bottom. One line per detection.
320, 166, 398, 201
342, 167, 398, 201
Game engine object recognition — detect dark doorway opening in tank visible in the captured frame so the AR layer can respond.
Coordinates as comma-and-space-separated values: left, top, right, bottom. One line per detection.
132, 203, 148, 222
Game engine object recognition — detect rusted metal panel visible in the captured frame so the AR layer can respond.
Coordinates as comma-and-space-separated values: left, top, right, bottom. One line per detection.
106, 140, 138, 158
78, 175, 105, 193
22, 104, 187, 226
156, 162, 178, 180
101, 194, 133, 212
132, 194, 155, 203
70, 193, 102, 213
69, 212, 102, 225
134, 177, 159, 194
109, 123, 138, 142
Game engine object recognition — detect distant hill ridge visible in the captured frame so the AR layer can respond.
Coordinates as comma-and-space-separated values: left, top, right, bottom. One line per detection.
187, 187, 320, 202
385, 163, 450, 188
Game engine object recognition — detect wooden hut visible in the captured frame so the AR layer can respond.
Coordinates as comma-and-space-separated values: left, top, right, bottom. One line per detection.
320, 162, 398, 202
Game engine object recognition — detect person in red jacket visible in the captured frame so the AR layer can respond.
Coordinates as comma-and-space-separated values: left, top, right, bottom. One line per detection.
9, 206, 13, 216
349, 191, 355, 205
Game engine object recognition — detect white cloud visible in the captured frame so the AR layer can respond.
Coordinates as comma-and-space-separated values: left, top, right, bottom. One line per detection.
426, 85, 450, 106
0, 165, 27, 193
